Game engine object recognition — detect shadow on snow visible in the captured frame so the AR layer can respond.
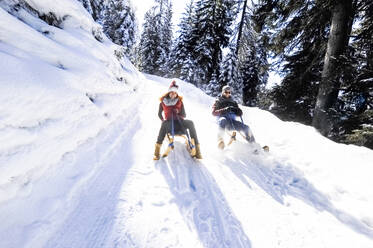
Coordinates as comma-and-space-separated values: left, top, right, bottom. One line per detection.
157, 142, 252, 248
223, 143, 373, 240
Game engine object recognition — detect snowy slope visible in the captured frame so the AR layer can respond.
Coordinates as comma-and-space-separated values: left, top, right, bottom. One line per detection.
1, 1, 373, 248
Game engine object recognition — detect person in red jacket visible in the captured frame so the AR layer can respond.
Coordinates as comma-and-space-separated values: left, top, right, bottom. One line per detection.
154, 80, 202, 160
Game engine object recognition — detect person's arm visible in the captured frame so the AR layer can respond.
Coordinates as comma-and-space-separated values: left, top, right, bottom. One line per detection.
180, 102, 186, 118
235, 107, 243, 116
212, 100, 229, 116
212, 102, 219, 116
233, 102, 243, 116
158, 102, 164, 121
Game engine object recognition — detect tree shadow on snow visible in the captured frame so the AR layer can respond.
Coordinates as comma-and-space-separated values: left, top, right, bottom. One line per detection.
222, 146, 373, 240
156, 143, 252, 248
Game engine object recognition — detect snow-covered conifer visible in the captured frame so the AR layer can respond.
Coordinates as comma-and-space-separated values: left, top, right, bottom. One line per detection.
191, 0, 236, 91
77, 0, 93, 16
103, 0, 138, 60
218, 47, 240, 100
158, 1, 173, 75
168, 0, 196, 82
139, 7, 162, 74
139, 0, 173, 76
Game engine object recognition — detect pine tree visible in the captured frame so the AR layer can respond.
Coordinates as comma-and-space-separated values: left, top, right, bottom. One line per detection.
219, 0, 267, 105
77, 0, 93, 16
90, 0, 107, 23
138, 0, 173, 76
191, 0, 236, 91
354, 0, 373, 108
240, 49, 262, 107
139, 7, 162, 74
103, 0, 138, 60
204, 72, 220, 97
158, 1, 173, 75
332, 0, 373, 148
168, 0, 196, 82
313, 0, 354, 135
253, 0, 373, 148
254, 0, 331, 123
218, 46, 240, 99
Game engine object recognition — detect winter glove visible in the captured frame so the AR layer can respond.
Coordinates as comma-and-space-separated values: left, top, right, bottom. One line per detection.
220, 106, 232, 115
172, 108, 179, 114
219, 107, 227, 115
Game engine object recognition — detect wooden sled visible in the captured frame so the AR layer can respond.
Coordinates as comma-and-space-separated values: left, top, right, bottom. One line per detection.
225, 130, 269, 152
162, 132, 196, 158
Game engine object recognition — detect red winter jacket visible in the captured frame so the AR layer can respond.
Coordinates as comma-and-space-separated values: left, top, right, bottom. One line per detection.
158, 93, 186, 121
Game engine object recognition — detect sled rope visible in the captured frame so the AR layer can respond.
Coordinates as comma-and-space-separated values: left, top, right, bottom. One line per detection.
169, 112, 175, 148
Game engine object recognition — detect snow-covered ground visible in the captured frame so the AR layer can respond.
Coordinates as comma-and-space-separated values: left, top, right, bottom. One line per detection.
1, 1, 373, 247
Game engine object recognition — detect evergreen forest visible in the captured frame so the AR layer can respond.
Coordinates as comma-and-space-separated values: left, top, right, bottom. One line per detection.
78, 0, 373, 149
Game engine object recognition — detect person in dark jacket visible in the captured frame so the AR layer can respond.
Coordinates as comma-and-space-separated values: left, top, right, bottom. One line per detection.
154, 80, 202, 160
212, 85, 255, 149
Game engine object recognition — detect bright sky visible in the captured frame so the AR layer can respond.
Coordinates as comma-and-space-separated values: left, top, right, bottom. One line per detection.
131, 0, 186, 32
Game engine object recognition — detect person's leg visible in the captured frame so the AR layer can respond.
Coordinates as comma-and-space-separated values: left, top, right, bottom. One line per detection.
153, 143, 162, 160
218, 117, 228, 129
156, 120, 171, 144
154, 120, 171, 160
182, 119, 202, 159
154, 120, 174, 160
217, 117, 228, 149
234, 120, 255, 143
182, 119, 199, 144
245, 124, 255, 142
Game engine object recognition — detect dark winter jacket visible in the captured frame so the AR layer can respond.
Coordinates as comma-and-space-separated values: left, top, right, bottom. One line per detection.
158, 93, 186, 121
212, 95, 243, 117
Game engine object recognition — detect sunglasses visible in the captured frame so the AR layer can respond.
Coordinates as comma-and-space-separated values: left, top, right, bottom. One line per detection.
224, 91, 231, 94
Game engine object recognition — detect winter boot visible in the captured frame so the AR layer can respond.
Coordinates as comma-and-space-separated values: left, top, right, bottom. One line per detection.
218, 138, 225, 150
245, 135, 253, 143
217, 128, 225, 149
195, 144, 202, 159
245, 126, 256, 143
153, 143, 162, 160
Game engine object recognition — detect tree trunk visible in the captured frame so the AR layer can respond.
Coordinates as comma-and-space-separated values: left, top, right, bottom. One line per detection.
312, 0, 353, 135
235, 0, 248, 56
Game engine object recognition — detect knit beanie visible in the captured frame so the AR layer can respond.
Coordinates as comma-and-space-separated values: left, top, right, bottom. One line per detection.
221, 85, 232, 94
168, 80, 179, 93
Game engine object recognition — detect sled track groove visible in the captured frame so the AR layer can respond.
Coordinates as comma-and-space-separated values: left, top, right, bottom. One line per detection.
44, 103, 141, 248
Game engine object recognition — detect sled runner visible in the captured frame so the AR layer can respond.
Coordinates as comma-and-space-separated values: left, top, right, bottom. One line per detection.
162, 132, 197, 158
223, 129, 269, 153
